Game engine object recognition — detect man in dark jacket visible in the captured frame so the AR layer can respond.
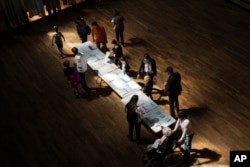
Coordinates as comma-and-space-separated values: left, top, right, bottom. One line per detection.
137, 54, 157, 80
164, 66, 182, 118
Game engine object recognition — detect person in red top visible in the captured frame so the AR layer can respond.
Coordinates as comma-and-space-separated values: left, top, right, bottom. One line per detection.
91, 21, 108, 52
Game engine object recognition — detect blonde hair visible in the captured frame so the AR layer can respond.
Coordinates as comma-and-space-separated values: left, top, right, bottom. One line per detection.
162, 127, 172, 137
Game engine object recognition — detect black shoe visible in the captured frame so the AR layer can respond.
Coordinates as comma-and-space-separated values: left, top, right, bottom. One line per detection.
127, 135, 134, 141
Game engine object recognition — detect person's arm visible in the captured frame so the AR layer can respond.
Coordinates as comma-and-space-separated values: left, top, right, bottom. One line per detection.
172, 119, 180, 133
152, 59, 157, 76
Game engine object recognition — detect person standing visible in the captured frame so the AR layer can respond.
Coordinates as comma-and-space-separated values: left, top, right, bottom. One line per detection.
63, 60, 81, 98
51, 25, 65, 58
75, 16, 91, 43
144, 75, 153, 99
71, 47, 91, 96
111, 10, 125, 46
110, 39, 123, 65
172, 110, 194, 157
125, 95, 142, 143
164, 66, 182, 118
137, 54, 157, 81
91, 21, 108, 52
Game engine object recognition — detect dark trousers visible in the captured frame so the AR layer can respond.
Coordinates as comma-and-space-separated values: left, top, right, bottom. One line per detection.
115, 30, 124, 45
169, 93, 179, 118
128, 121, 141, 140
79, 34, 87, 43
96, 41, 107, 52
79, 72, 90, 93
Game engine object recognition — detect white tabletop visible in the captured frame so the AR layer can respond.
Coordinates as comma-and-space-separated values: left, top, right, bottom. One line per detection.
121, 90, 176, 133
73, 41, 175, 133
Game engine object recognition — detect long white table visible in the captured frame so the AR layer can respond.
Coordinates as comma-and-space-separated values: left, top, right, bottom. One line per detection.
74, 41, 141, 98
74, 41, 176, 133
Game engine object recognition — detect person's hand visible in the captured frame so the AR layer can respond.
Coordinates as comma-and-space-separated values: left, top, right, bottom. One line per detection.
177, 139, 183, 143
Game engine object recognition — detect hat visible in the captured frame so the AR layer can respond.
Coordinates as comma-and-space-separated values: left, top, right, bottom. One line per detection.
164, 66, 173, 73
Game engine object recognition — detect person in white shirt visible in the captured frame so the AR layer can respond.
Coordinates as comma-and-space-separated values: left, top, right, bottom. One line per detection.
71, 47, 91, 96
172, 110, 194, 156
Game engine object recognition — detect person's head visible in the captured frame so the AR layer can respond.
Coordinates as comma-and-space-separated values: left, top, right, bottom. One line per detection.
178, 110, 188, 120
91, 21, 98, 27
162, 126, 172, 137
53, 25, 58, 32
164, 66, 173, 74
75, 16, 85, 24
71, 47, 79, 54
143, 54, 151, 64
114, 10, 119, 16
128, 95, 139, 106
111, 39, 118, 46
63, 60, 70, 67
120, 56, 126, 64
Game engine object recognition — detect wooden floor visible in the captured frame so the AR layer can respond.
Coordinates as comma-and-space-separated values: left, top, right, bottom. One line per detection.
1, 0, 250, 166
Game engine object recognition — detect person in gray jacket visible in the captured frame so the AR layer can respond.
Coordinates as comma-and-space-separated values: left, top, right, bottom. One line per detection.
111, 10, 125, 46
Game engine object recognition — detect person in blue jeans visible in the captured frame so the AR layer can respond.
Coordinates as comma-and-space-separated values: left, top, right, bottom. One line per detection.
172, 110, 194, 157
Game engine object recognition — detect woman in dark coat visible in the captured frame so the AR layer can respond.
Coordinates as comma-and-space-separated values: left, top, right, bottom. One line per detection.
125, 95, 141, 143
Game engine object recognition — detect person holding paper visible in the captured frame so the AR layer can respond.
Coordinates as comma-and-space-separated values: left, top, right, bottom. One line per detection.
125, 95, 142, 143
110, 39, 123, 65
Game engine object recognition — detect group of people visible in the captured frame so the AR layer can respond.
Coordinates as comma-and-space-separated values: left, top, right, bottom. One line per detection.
51, 8, 194, 163
125, 93, 194, 163
51, 10, 126, 98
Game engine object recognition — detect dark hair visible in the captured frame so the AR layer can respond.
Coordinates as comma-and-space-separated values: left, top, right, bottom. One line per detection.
144, 54, 151, 60
63, 60, 70, 67
127, 95, 139, 106
75, 16, 85, 24
53, 25, 58, 31
91, 21, 98, 26
71, 47, 78, 54
114, 10, 119, 16
165, 66, 173, 73
120, 56, 126, 61
111, 39, 118, 45
178, 110, 188, 119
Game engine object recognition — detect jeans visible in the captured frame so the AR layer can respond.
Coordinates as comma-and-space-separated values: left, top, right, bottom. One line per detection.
183, 134, 194, 155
